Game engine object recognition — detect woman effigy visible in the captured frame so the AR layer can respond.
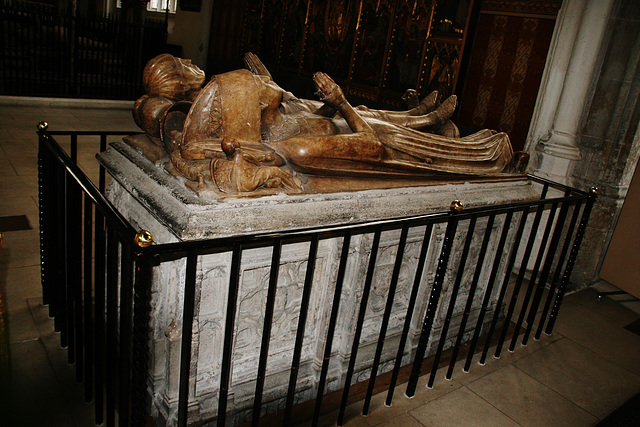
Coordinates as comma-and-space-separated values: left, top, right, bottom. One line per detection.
134, 53, 527, 195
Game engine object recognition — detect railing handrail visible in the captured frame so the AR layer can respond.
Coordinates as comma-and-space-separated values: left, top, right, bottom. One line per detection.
38, 130, 595, 256
38, 130, 140, 246
41, 130, 142, 136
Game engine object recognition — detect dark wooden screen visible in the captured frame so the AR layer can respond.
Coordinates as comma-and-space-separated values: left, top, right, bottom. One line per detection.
208, 0, 476, 109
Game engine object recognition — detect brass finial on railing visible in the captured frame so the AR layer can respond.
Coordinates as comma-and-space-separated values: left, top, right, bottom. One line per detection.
450, 200, 464, 212
590, 186, 599, 195
37, 121, 48, 131
134, 230, 154, 248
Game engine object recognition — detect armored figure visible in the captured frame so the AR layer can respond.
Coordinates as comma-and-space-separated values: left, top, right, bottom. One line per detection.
133, 53, 527, 195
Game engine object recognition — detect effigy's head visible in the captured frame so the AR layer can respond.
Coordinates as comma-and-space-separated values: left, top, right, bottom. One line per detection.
143, 54, 205, 101
181, 69, 263, 153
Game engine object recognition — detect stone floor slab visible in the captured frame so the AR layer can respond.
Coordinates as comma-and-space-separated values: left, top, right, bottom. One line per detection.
514, 338, 640, 419
467, 365, 598, 427
408, 386, 519, 427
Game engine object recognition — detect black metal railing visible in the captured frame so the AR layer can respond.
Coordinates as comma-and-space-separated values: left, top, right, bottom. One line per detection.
1, 4, 169, 100
37, 127, 597, 426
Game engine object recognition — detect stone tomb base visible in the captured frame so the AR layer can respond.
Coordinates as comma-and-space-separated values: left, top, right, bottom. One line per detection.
98, 138, 539, 425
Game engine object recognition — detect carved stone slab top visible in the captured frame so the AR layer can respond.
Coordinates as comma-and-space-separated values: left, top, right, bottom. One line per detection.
98, 135, 539, 241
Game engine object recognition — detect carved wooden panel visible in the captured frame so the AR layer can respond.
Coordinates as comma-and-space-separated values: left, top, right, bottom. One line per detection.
301, 0, 359, 81
240, 0, 475, 107
384, 0, 436, 94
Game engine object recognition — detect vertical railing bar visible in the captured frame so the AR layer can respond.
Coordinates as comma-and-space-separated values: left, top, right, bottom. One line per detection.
406, 209, 460, 398
39, 135, 55, 313
312, 231, 352, 426
94, 207, 106, 425
535, 201, 582, 339
131, 252, 153, 425
65, 174, 78, 365
38, 134, 50, 307
508, 202, 558, 352
540, 182, 549, 199
99, 134, 107, 192
446, 214, 495, 379
283, 236, 319, 426
337, 228, 381, 425
385, 222, 434, 406
55, 163, 67, 341
479, 207, 529, 365
464, 211, 513, 371
71, 133, 78, 163
427, 217, 477, 388
494, 203, 545, 359
44, 138, 55, 311
218, 243, 243, 427
252, 238, 283, 426
105, 226, 118, 427
522, 201, 571, 345
118, 243, 134, 426
362, 225, 409, 414
178, 251, 198, 427
83, 196, 94, 402
545, 189, 597, 334
71, 181, 84, 379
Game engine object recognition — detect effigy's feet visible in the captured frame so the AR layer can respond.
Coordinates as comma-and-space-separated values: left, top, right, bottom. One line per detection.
403, 95, 457, 130
438, 95, 457, 120
409, 90, 439, 116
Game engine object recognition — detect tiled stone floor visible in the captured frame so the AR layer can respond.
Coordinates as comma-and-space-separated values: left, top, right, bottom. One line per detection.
1, 99, 640, 426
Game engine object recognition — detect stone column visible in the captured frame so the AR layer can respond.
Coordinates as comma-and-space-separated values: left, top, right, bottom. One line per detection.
195, 0, 214, 70
569, 0, 640, 285
525, 0, 616, 186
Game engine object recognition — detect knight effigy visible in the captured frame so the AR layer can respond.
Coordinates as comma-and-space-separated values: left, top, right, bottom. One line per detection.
132, 53, 528, 197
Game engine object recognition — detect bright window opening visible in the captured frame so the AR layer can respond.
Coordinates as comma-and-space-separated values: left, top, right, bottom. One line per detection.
116, 0, 177, 14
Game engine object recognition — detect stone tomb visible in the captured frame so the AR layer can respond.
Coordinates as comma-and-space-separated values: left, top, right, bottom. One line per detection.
98, 136, 540, 425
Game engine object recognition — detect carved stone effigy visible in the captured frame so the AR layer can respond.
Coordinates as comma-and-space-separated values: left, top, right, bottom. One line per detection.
98, 54, 537, 425
131, 53, 529, 198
